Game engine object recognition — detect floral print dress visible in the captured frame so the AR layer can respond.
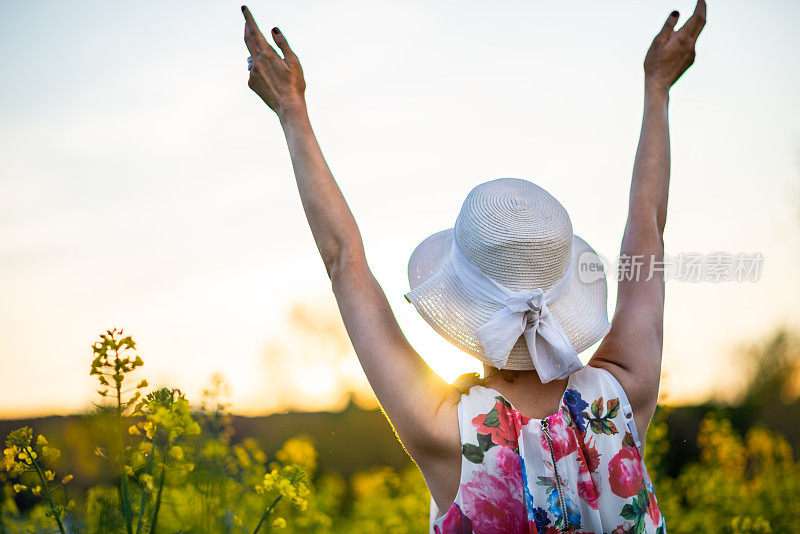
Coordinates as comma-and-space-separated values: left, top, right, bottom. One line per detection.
430, 365, 665, 534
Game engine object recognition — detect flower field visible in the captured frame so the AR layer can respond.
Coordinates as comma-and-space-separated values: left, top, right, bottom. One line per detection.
2, 329, 799, 533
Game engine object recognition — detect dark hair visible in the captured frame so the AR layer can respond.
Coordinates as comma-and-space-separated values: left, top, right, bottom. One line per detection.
453, 367, 521, 393
483, 366, 521, 383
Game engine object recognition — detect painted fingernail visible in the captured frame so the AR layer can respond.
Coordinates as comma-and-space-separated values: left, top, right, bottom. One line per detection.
671, 10, 679, 17
272, 27, 280, 34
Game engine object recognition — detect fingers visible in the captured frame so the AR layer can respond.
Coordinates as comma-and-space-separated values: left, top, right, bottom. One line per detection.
680, 0, 707, 40
242, 5, 277, 59
271, 27, 298, 63
656, 10, 680, 41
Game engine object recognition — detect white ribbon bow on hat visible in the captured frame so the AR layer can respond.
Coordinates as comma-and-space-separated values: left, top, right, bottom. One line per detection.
450, 236, 583, 383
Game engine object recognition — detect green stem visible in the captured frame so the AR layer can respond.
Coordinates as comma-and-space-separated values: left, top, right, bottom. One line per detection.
252, 495, 282, 534
0, 498, 7, 534
116, 354, 134, 534
135, 427, 158, 534
148, 463, 167, 534
31, 459, 66, 534
120, 469, 134, 534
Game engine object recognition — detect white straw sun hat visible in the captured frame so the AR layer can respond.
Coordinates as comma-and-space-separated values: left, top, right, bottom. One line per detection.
405, 178, 611, 382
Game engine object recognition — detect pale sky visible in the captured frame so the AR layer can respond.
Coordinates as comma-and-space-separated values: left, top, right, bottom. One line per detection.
1, 0, 799, 418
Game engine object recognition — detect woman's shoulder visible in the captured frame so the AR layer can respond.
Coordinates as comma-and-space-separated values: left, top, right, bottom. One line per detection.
450, 373, 505, 416
568, 363, 624, 395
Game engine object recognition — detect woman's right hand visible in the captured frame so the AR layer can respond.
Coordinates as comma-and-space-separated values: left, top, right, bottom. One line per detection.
643, 0, 707, 92
242, 6, 306, 117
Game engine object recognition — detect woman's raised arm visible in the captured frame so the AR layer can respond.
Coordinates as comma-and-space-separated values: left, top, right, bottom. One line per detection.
590, 1, 706, 439
241, 7, 460, 469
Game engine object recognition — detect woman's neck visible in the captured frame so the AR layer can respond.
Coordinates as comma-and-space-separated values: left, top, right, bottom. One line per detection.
480, 364, 570, 419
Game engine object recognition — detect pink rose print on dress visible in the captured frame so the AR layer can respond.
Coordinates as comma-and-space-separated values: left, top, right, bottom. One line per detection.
492, 444, 527, 488
576, 440, 602, 510
472, 397, 531, 450
460, 447, 528, 533
607, 446, 645, 498
434, 503, 474, 534
647, 490, 661, 525
538, 411, 578, 462
577, 477, 599, 510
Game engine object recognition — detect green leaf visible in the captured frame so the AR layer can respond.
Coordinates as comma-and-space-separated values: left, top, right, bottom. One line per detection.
602, 420, 619, 435
591, 397, 603, 418
477, 432, 496, 451
606, 398, 620, 419
535, 476, 557, 493
620, 503, 637, 520
590, 420, 603, 434
496, 396, 512, 409
635, 489, 649, 512
622, 432, 636, 448
561, 406, 572, 426
482, 407, 500, 428
462, 444, 484, 463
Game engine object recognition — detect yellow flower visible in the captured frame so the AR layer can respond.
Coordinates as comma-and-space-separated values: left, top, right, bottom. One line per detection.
4, 445, 19, 462
140, 473, 155, 491
272, 517, 287, 529
233, 515, 244, 527
62, 474, 73, 484
41, 445, 60, 462
264, 479, 277, 492
12, 484, 27, 493
142, 422, 155, 440
233, 445, 251, 467
128, 425, 141, 436
276, 436, 317, 472
31, 485, 42, 497
169, 445, 184, 461
36, 435, 48, 447
124, 465, 135, 476
278, 478, 293, 495
44, 469, 55, 481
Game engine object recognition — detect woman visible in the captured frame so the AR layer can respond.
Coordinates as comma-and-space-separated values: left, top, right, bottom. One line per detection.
242, 2, 705, 532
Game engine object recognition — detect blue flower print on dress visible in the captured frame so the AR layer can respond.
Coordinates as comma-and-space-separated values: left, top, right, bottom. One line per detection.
548, 488, 581, 530
531, 506, 551, 531
563, 388, 590, 432
520, 457, 536, 519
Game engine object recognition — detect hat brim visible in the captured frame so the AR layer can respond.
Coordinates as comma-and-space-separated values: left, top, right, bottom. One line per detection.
404, 229, 611, 371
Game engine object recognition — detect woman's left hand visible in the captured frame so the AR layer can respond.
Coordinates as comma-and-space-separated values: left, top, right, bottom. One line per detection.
242, 6, 306, 117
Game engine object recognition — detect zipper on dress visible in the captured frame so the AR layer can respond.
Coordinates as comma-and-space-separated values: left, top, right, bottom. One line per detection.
541, 418, 569, 531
